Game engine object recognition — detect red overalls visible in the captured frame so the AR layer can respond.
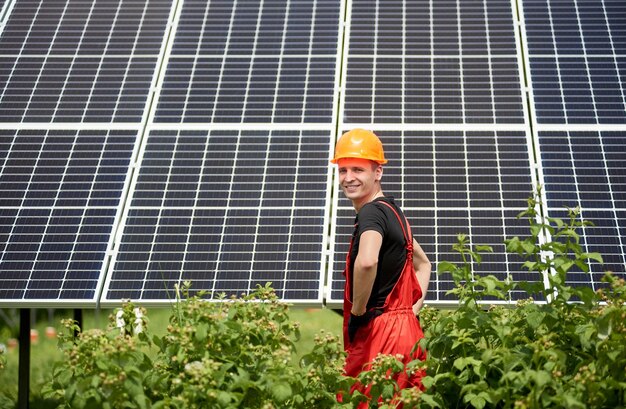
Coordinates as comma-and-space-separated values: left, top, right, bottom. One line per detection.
342, 200, 427, 404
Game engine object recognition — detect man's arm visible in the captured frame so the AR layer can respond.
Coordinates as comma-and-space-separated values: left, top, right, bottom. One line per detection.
412, 238, 431, 315
351, 230, 383, 316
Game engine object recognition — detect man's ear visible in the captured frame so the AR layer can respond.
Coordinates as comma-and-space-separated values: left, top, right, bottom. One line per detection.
375, 165, 383, 181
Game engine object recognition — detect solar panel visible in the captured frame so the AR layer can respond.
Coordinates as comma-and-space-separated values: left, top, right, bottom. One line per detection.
0, 56, 159, 123
0, 0, 173, 306
522, 0, 626, 289
537, 130, 626, 288
343, 0, 525, 124
523, 0, 626, 124
329, 0, 537, 307
103, 129, 332, 306
154, 0, 341, 124
97, 0, 343, 305
0, 129, 137, 306
0, 0, 171, 123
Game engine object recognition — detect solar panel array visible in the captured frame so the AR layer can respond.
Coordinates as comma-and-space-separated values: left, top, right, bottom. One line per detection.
0, 0, 624, 307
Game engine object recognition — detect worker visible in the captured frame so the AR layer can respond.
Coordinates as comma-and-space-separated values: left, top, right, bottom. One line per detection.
331, 128, 431, 403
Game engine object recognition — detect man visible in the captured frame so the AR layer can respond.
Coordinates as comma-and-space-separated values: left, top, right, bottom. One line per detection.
331, 128, 431, 397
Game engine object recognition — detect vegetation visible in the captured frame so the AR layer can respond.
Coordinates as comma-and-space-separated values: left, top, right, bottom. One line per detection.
1, 190, 625, 408
362, 192, 626, 408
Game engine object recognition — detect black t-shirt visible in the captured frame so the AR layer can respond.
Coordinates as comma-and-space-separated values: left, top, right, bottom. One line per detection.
349, 196, 410, 309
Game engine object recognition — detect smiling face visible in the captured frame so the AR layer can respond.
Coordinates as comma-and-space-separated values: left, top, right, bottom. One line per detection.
337, 157, 383, 211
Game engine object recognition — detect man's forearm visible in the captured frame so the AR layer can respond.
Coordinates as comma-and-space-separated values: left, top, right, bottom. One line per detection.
413, 265, 431, 314
351, 259, 377, 315
412, 238, 432, 314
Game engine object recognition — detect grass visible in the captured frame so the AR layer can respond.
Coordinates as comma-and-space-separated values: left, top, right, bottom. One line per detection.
0, 306, 343, 409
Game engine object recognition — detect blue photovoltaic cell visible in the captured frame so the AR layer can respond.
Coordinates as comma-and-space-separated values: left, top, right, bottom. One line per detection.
0, 129, 136, 303
538, 130, 626, 286
154, 0, 341, 124
524, 0, 626, 124
329, 130, 538, 304
344, 0, 525, 124
105, 129, 332, 303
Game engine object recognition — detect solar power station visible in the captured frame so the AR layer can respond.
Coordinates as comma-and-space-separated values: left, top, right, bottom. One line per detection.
0, 0, 624, 308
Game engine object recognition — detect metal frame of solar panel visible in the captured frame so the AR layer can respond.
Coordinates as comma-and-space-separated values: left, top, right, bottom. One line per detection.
520, 0, 626, 291
100, 0, 344, 307
326, 0, 543, 308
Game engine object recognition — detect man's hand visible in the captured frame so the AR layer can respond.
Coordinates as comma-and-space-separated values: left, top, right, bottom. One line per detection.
348, 312, 369, 342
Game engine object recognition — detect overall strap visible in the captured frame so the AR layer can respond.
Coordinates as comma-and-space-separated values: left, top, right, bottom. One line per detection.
377, 200, 412, 248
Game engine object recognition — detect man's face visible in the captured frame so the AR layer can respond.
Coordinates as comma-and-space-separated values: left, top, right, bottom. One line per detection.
337, 157, 382, 205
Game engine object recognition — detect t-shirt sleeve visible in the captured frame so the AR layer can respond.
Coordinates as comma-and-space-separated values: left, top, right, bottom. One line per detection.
357, 202, 387, 237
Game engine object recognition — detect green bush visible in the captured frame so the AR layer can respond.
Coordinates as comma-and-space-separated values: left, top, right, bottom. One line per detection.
43, 283, 351, 409
40, 190, 626, 408
396, 192, 626, 408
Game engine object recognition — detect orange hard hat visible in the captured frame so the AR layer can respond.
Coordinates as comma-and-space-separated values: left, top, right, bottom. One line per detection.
330, 128, 387, 164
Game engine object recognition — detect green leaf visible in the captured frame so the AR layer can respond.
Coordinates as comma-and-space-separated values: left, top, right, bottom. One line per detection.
606, 349, 620, 362
420, 393, 443, 408
216, 391, 232, 406
576, 324, 595, 350
437, 261, 458, 275
530, 370, 551, 388
65, 382, 77, 404
547, 217, 565, 228
271, 383, 292, 403
421, 376, 436, 389
195, 323, 208, 341
574, 259, 590, 273
468, 394, 486, 409
475, 245, 493, 253
134, 394, 148, 409
95, 359, 108, 371
521, 240, 537, 254
529, 224, 542, 237
381, 383, 395, 399
525, 311, 545, 329
521, 261, 538, 272
561, 393, 586, 409
596, 314, 613, 340
555, 228, 580, 243
453, 357, 481, 371
505, 237, 521, 253
581, 252, 603, 264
